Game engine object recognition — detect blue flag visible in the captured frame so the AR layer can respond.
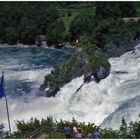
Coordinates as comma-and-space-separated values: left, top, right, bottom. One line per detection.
0, 74, 5, 98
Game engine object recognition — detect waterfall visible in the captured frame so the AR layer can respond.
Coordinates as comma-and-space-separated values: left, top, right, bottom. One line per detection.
0, 45, 140, 131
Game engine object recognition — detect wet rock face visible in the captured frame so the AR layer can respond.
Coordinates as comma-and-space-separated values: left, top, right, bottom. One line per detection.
84, 66, 110, 83
84, 71, 92, 82
45, 87, 59, 97
96, 66, 110, 81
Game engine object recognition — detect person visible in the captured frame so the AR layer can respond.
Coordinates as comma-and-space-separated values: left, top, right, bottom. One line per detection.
75, 125, 83, 139
87, 131, 93, 139
93, 128, 101, 139
64, 124, 73, 139
73, 126, 78, 138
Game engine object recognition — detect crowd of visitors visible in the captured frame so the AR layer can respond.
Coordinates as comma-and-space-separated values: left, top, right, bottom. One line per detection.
64, 123, 101, 139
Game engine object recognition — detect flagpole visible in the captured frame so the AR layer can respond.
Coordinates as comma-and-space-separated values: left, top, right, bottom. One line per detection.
2, 71, 11, 136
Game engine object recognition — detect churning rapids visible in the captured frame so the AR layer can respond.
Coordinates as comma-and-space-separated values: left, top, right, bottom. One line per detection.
0, 45, 140, 131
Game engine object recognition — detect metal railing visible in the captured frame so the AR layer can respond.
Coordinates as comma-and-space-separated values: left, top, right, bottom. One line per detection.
26, 126, 64, 139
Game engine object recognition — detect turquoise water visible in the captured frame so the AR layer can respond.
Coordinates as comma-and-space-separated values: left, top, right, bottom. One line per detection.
0, 47, 70, 98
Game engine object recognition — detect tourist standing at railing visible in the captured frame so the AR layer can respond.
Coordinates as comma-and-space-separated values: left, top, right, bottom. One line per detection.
73, 126, 78, 138
87, 131, 93, 139
93, 128, 101, 139
64, 123, 73, 139
75, 124, 83, 139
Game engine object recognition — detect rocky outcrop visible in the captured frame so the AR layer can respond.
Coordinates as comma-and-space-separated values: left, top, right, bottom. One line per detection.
44, 86, 60, 97
84, 65, 110, 83
40, 45, 111, 97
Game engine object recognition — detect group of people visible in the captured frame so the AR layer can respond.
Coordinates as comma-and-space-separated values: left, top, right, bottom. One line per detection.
64, 124, 101, 139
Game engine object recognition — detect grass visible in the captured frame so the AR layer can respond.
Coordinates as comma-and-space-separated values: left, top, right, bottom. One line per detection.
58, 6, 96, 32
135, 3, 140, 16
58, 9, 79, 32
60, 15, 77, 32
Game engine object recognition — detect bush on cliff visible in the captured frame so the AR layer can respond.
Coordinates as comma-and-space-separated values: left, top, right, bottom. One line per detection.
41, 38, 110, 97
80, 36, 110, 82
41, 53, 84, 97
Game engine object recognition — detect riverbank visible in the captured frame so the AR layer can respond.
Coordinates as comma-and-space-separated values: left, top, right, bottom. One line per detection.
0, 42, 75, 49
0, 43, 79, 56
0, 43, 49, 48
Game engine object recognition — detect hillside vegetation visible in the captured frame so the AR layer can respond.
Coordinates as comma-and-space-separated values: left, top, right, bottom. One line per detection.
0, 2, 95, 45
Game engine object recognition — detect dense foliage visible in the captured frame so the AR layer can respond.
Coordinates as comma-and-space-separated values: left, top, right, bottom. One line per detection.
69, 12, 96, 41
1, 2, 140, 48
0, 2, 59, 45
68, 2, 140, 56
0, 2, 95, 45
46, 20, 66, 46
1, 117, 140, 138
94, 19, 140, 56
95, 2, 137, 20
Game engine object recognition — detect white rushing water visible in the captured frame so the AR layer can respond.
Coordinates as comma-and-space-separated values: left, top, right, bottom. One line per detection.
1, 45, 140, 131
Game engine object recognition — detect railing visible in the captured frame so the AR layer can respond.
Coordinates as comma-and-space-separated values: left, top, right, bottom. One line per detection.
26, 126, 64, 139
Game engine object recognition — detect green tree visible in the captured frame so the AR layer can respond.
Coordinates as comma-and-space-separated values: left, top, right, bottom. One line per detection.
101, 128, 119, 138
119, 117, 128, 138
118, 2, 137, 17
95, 2, 120, 20
128, 120, 140, 138
46, 20, 66, 46
95, 20, 110, 48
21, 26, 37, 44
5, 27, 18, 45
69, 12, 96, 41
35, 6, 59, 34
95, 2, 137, 20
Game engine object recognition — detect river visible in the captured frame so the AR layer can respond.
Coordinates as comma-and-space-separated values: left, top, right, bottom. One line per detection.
0, 45, 140, 131
0, 47, 70, 131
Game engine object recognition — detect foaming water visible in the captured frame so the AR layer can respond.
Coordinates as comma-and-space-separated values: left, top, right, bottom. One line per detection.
1, 45, 140, 131
0, 47, 70, 97
0, 47, 71, 130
